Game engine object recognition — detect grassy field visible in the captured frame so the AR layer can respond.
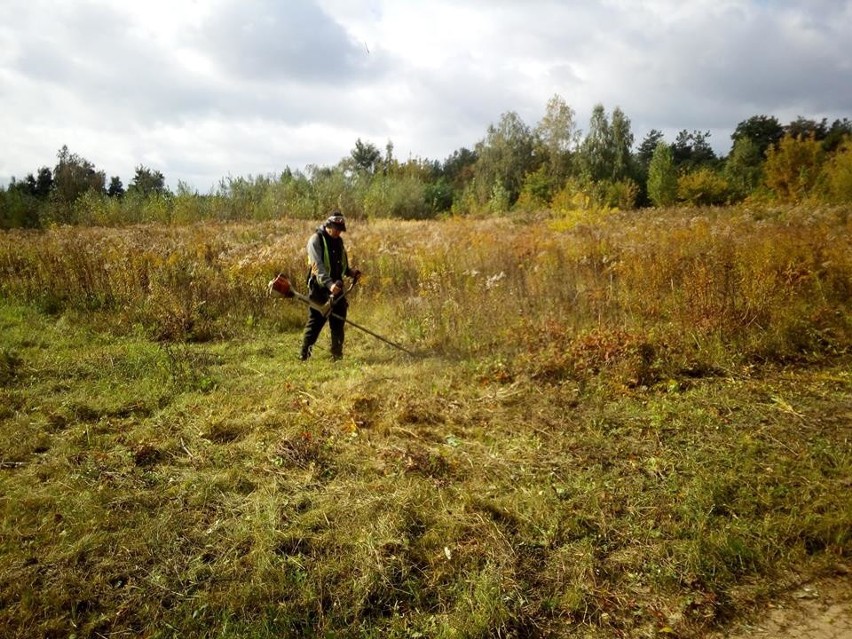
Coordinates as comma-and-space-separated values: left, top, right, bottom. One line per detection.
0, 206, 850, 638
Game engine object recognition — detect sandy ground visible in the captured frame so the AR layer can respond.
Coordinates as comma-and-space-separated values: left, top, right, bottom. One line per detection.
714, 574, 852, 639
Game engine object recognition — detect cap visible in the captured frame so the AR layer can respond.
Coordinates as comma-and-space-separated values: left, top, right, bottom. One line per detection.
325, 213, 346, 232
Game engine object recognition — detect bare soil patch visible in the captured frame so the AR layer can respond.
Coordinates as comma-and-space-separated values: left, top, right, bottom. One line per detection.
715, 571, 852, 639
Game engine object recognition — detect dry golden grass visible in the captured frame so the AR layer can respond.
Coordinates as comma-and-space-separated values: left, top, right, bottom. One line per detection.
3, 205, 848, 367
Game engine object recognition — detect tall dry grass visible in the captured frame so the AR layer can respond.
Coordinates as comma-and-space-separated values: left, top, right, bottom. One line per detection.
1, 205, 849, 376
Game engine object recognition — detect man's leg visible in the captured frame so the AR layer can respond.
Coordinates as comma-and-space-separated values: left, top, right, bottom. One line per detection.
329, 300, 347, 360
300, 308, 327, 360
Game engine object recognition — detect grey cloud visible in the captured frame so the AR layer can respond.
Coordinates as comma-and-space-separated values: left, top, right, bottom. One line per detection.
551, 1, 851, 145
194, 0, 378, 84
8, 3, 223, 124
663, 8, 852, 128
6, 0, 392, 130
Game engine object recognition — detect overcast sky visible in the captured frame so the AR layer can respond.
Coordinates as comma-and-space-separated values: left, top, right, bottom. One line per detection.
1, 0, 850, 191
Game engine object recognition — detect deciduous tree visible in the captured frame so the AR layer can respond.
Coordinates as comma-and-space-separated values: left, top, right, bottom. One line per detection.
577, 104, 634, 184
473, 111, 536, 207
647, 142, 677, 206
535, 93, 578, 185
577, 104, 613, 183
52, 145, 105, 211
350, 138, 381, 175
763, 134, 825, 202
610, 107, 634, 180
724, 136, 763, 199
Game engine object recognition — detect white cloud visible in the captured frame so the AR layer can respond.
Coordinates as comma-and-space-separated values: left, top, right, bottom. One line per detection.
1, 0, 850, 190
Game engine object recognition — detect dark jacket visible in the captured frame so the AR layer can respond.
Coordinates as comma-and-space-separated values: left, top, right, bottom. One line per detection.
307, 226, 350, 292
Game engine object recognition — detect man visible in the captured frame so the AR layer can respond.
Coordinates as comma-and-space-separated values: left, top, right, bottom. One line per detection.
300, 212, 361, 361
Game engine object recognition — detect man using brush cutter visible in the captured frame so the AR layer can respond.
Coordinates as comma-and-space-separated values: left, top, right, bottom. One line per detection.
299, 212, 361, 361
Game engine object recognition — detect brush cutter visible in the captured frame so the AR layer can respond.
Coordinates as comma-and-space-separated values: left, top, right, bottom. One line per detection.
267, 274, 416, 357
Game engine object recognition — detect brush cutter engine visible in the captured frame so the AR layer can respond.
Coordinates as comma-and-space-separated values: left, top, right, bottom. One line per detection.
268, 273, 341, 317
267, 273, 295, 298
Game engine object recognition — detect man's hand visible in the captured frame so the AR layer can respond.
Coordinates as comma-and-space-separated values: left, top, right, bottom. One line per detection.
350, 268, 362, 283
330, 280, 344, 296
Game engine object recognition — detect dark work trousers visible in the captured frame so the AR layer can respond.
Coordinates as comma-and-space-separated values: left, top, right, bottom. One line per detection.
301, 290, 348, 359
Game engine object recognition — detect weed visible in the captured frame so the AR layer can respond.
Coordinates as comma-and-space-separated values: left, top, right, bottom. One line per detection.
159, 342, 219, 392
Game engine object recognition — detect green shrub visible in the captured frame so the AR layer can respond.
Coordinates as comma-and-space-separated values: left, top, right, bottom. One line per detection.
820, 137, 852, 203
677, 168, 731, 206
362, 174, 431, 219
764, 134, 825, 202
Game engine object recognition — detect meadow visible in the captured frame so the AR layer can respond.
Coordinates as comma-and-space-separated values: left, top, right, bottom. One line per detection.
0, 205, 850, 638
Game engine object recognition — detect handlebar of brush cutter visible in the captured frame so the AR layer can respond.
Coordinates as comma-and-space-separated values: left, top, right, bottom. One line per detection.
326, 277, 356, 311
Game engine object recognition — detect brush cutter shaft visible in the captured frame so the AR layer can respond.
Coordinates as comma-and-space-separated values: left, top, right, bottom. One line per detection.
330, 313, 417, 356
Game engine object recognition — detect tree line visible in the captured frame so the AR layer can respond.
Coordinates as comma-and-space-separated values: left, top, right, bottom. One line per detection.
2, 96, 851, 228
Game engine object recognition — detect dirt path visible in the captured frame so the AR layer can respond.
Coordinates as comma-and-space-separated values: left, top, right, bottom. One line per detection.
715, 575, 852, 639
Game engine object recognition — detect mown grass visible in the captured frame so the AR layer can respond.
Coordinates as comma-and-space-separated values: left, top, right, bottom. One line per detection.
1, 206, 850, 638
